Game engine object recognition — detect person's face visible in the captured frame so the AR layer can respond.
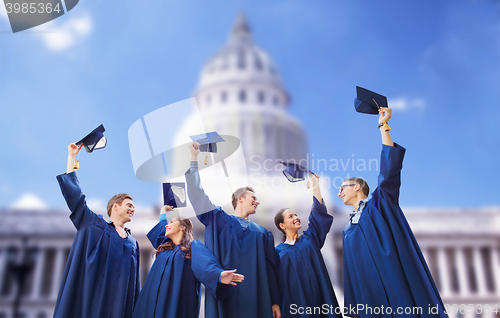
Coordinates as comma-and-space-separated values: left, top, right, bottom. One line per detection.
280, 209, 301, 232
337, 182, 358, 206
165, 219, 185, 239
113, 199, 135, 223
239, 191, 259, 214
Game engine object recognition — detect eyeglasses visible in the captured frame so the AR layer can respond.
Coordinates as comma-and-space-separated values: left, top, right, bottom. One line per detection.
339, 184, 356, 194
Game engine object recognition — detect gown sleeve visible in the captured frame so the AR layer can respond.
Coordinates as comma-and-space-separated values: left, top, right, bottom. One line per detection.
265, 231, 281, 306
375, 143, 406, 204
185, 166, 230, 227
56, 171, 99, 230
191, 240, 230, 300
146, 219, 170, 249
303, 197, 333, 248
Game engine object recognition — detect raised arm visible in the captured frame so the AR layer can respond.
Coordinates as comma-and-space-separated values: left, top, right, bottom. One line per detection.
66, 143, 81, 173
185, 142, 224, 226
57, 143, 97, 230
379, 107, 394, 147
146, 205, 173, 249
376, 107, 406, 202
305, 173, 333, 248
311, 172, 322, 204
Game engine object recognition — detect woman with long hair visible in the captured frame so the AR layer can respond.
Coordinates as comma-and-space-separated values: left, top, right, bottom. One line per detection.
132, 205, 244, 318
274, 173, 342, 318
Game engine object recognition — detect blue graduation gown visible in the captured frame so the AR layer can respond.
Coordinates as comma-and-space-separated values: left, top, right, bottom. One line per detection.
186, 169, 280, 318
342, 144, 447, 318
132, 220, 200, 318
132, 219, 231, 318
275, 197, 342, 318
55, 172, 140, 318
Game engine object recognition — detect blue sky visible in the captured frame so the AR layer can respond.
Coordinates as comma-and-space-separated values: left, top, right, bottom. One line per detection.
1, 0, 499, 211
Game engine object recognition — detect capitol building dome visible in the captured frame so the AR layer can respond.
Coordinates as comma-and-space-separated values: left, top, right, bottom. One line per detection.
168, 14, 325, 228
192, 14, 307, 172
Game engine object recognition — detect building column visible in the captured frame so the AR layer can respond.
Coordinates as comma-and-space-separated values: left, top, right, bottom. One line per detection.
472, 247, 487, 296
437, 247, 451, 297
0, 249, 6, 296
455, 247, 470, 297
30, 247, 45, 300
489, 247, 500, 297
50, 248, 65, 300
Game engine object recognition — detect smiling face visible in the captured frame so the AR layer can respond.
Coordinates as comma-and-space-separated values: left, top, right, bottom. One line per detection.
338, 181, 360, 207
239, 190, 260, 215
112, 199, 135, 224
164, 218, 185, 239
279, 209, 301, 233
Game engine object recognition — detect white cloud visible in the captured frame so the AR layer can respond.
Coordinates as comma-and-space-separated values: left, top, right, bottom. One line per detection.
40, 11, 92, 51
388, 97, 426, 111
0, 5, 8, 21
10, 193, 48, 210
87, 198, 106, 214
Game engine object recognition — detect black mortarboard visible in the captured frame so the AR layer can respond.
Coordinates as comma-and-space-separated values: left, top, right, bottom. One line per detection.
354, 86, 388, 115
76, 124, 107, 153
162, 183, 187, 208
190, 131, 225, 153
280, 160, 314, 182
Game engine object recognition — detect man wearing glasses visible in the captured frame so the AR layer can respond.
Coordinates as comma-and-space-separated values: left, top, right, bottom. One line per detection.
338, 108, 447, 318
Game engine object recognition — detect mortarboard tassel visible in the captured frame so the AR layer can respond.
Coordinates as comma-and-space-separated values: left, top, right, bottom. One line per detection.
204, 156, 208, 165
73, 160, 79, 170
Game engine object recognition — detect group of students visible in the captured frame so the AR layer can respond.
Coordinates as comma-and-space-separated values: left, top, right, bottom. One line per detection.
54, 108, 448, 318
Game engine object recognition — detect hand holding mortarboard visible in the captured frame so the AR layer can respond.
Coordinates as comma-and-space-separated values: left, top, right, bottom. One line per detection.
378, 107, 392, 125
162, 183, 187, 208
309, 171, 323, 204
378, 107, 394, 147
160, 205, 174, 214
66, 125, 107, 173
280, 161, 316, 189
66, 143, 82, 174
190, 142, 201, 161
309, 172, 320, 187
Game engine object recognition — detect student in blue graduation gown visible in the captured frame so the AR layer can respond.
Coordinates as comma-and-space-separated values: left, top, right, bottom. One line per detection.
274, 172, 342, 318
132, 206, 244, 318
54, 143, 140, 318
185, 142, 281, 318
339, 108, 447, 318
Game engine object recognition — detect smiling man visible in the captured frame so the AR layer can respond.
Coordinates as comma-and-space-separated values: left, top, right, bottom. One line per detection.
185, 141, 281, 318
53, 143, 140, 318
338, 108, 447, 318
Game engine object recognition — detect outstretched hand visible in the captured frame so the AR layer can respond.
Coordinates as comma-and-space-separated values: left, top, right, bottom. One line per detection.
220, 269, 244, 286
190, 142, 200, 160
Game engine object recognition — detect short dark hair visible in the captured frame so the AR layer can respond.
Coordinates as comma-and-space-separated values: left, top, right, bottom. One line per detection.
106, 193, 133, 217
231, 186, 255, 210
343, 177, 370, 197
